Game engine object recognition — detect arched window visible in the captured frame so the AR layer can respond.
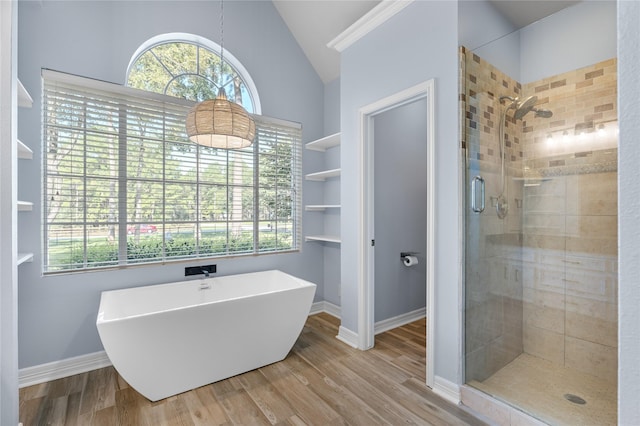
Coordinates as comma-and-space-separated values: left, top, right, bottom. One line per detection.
126, 33, 260, 114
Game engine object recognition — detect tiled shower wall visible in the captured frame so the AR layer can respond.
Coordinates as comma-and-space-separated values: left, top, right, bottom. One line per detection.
521, 59, 618, 382
463, 48, 618, 384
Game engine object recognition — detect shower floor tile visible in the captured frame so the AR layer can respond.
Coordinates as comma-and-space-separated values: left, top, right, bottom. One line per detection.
469, 353, 616, 425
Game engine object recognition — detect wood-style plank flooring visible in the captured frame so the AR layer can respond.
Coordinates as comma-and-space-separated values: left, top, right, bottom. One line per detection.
20, 313, 485, 425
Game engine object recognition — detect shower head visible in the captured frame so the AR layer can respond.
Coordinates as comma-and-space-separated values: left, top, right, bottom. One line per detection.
513, 96, 538, 120
533, 108, 553, 118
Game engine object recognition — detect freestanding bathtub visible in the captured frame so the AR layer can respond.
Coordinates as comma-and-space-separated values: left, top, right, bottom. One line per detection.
96, 269, 316, 401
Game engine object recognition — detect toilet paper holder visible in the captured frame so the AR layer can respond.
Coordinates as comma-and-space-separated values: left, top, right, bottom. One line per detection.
400, 252, 418, 259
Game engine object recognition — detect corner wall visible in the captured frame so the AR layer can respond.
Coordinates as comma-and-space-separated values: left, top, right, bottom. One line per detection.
340, 1, 461, 384
617, 1, 640, 423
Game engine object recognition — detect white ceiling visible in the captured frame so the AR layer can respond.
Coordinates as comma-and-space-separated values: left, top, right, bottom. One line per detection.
273, 0, 581, 84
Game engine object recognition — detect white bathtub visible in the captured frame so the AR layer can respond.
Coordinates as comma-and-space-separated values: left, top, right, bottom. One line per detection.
96, 269, 316, 401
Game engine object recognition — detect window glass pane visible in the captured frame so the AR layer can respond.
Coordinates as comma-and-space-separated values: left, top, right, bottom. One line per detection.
46, 177, 84, 223
46, 225, 86, 271
127, 231, 164, 263
166, 143, 197, 182
228, 222, 254, 254
127, 181, 163, 223
152, 42, 197, 76
127, 50, 172, 94
199, 184, 228, 221
127, 139, 164, 181
165, 183, 197, 222
198, 47, 222, 92
199, 147, 228, 185
164, 225, 197, 258
166, 74, 217, 102
85, 178, 119, 222
86, 225, 119, 268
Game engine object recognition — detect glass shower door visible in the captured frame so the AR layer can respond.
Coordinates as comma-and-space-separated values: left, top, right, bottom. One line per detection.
461, 44, 618, 425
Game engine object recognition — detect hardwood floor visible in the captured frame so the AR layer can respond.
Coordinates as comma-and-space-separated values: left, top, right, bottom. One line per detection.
20, 313, 485, 425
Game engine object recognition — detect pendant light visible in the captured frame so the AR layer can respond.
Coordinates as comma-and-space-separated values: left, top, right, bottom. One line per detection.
186, 0, 256, 149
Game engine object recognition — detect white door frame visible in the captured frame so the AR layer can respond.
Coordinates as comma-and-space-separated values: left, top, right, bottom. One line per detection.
357, 80, 435, 388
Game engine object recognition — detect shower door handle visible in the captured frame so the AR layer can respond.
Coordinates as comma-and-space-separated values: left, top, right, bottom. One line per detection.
471, 175, 485, 213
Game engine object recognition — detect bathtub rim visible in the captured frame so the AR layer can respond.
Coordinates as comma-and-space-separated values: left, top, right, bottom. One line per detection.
96, 269, 317, 324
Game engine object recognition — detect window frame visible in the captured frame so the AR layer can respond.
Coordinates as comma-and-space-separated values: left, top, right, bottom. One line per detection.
42, 69, 301, 274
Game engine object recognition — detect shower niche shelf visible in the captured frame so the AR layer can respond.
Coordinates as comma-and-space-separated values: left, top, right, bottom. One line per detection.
513, 177, 552, 186
304, 133, 341, 244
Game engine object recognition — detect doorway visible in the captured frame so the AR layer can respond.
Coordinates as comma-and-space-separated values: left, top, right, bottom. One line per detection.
358, 80, 435, 388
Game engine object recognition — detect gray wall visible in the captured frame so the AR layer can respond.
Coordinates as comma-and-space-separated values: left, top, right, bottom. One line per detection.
340, 1, 461, 383
460, 1, 617, 85
459, 0, 520, 79
1, 1, 19, 424
519, 1, 616, 83
373, 98, 428, 322
618, 1, 640, 423
17, 0, 325, 368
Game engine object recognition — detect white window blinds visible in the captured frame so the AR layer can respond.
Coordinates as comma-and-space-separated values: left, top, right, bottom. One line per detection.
42, 69, 301, 273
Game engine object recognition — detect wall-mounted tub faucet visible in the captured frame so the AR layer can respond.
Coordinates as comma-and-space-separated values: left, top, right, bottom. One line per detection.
185, 264, 217, 277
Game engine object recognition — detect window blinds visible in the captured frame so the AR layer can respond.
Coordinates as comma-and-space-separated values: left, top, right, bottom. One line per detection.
42, 69, 301, 273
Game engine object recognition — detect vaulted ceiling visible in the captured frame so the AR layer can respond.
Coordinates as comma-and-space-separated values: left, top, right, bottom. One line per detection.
273, 0, 582, 84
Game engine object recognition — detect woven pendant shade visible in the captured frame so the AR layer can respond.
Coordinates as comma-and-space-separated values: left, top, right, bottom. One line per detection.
186, 89, 256, 149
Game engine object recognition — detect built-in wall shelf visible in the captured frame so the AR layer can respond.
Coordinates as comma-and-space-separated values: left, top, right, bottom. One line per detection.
18, 201, 33, 212
304, 133, 341, 244
18, 80, 33, 108
305, 204, 341, 211
18, 139, 33, 159
17, 252, 34, 265
305, 235, 341, 244
17, 79, 34, 268
305, 132, 341, 152
305, 168, 341, 181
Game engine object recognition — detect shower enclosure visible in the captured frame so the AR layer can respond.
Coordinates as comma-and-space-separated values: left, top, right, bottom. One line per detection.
461, 6, 618, 424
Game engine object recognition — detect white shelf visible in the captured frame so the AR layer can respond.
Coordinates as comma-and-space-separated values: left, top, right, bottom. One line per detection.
18, 139, 33, 159
18, 201, 33, 212
305, 235, 341, 244
305, 132, 341, 151
305, 204, 341, 211
305, 168, 341, 181
17, 252, 34, 265
18, 79, 33, 108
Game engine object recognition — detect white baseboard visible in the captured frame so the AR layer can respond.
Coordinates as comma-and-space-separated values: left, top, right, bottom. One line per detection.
432, 375, 461, 405
19, 351, 112, 388
309, 301, 341, 318
336, 326, 359, 349
374, 307, 426, 335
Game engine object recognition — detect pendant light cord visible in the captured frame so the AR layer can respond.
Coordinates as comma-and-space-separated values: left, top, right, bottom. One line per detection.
219, 0, 225, 91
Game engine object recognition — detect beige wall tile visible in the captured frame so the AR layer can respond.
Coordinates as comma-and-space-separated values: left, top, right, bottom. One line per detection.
565, 337, 617, 382
523, 288, 565, 333
565, 299, 617, 347
523, 326, 564, 365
